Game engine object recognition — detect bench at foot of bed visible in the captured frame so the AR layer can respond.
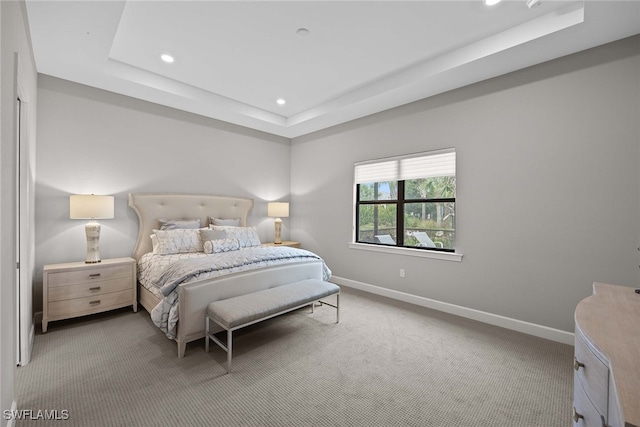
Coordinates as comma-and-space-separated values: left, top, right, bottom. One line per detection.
205, 279, 340, 373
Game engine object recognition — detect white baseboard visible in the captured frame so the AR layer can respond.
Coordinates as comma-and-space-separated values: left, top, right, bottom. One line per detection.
331, 276, 575, 346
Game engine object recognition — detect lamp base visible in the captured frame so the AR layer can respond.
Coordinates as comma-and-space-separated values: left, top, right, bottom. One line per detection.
85, 221, 102, 263
274, 218, 283, 245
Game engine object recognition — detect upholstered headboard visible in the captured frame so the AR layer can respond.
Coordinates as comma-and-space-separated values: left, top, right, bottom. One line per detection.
128, 193, 254, 261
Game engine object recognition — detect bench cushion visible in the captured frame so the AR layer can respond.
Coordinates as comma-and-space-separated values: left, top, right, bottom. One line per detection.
207, 279, 339, 329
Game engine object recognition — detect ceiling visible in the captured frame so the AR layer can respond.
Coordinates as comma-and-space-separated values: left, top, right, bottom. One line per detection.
26, 1, 640, 138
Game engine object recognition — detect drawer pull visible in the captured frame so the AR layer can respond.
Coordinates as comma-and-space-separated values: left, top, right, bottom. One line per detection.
89, 273, 101, 279
89, 300, 101, 306
573, 357, 585, 371
573, 407, 584, 423
88, 287, 101, 291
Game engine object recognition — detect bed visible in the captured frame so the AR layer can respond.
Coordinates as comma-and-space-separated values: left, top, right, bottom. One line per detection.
128, 193, 330, 358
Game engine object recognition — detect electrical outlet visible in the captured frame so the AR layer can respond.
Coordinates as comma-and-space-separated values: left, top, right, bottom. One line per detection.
399, 269, 405, 278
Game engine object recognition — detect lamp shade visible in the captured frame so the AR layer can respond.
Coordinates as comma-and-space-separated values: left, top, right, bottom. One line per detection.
70, 195, 114, 219
267, 202, 289, 218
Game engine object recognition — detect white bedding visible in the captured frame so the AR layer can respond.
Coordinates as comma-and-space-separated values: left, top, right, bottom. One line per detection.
138, 251, 208, 295
138, 246, 332, 338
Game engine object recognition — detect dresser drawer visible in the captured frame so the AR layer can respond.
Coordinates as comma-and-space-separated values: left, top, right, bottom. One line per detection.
573, 375, 606, 427
48, 289, 133, 318
607, 380, 623, 427
48, 277, 133, 302
47, 264, 132, 287
575, 332, 609, 416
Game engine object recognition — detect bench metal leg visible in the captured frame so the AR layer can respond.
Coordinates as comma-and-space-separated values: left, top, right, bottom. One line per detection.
317, 293, 340, 323
227, 329, 233, 373
206, 315, 233, 374
205, 316, 210, 353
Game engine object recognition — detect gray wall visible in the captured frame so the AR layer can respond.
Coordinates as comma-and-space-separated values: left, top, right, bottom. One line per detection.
32, 36, 640, 337
34, 75, 292, 312
290, 36, 640, 333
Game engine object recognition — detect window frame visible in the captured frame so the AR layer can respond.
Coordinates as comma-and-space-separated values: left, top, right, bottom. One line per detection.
354, 149, 456, 253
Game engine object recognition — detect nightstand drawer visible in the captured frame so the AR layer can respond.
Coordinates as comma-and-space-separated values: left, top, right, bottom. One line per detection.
48, 277, 133, 302
48, 289, 133, 318
573, 375, 604, 427
47, 264, 132, 287
574, 332, 608, 416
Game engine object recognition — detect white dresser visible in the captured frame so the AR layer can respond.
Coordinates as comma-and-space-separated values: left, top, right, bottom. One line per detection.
573, 283, 639, 427
42, 257, 137, 332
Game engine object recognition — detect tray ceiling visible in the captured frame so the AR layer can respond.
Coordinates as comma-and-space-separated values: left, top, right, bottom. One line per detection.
26, 1, 640, 138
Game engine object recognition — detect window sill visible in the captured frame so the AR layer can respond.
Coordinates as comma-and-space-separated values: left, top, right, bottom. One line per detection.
348, 243, 463, 262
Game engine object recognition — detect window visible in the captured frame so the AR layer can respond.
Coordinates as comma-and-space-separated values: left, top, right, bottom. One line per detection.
354, 149, 456, 252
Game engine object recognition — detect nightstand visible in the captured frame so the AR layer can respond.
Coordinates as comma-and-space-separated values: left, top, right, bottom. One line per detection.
263, 241, 301, 248
42, 257, 137, 333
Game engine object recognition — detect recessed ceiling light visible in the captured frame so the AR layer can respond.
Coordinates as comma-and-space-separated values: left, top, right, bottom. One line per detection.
526, 0, 541, 8
160, 53, 174, 63
296, 28, 310, 37
276, 98, 286, 106
484, 0, 502, 5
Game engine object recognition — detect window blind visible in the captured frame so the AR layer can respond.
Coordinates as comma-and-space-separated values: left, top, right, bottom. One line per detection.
354, 148, 455, 184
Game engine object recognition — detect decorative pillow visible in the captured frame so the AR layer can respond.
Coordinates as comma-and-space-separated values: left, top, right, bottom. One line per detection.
200, 228, 227, 242
210, 226, 261, 248
150, 233, 159, 253
204, 238, 240, 254
153, 228, 204, 254
158, 218, 201, 230
209, 217, 241, 227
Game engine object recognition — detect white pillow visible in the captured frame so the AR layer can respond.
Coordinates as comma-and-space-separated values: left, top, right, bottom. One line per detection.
150, 233, 159, 253
154, 228, 204, 254
200, 228, 227, 242
209, 217, 240, 227
158, 218, 201, 230
210, 226, 261, 248
204, 238, 240, 254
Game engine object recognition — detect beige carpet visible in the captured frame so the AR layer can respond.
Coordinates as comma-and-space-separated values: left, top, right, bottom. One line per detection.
16, 287, 573, 426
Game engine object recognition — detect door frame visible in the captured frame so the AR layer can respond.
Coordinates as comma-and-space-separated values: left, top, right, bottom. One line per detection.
15, 53, 33, 367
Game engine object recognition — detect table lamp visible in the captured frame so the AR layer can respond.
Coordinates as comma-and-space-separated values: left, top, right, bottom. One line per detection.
70, 194, 114, 263
267, 202, 289, 244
